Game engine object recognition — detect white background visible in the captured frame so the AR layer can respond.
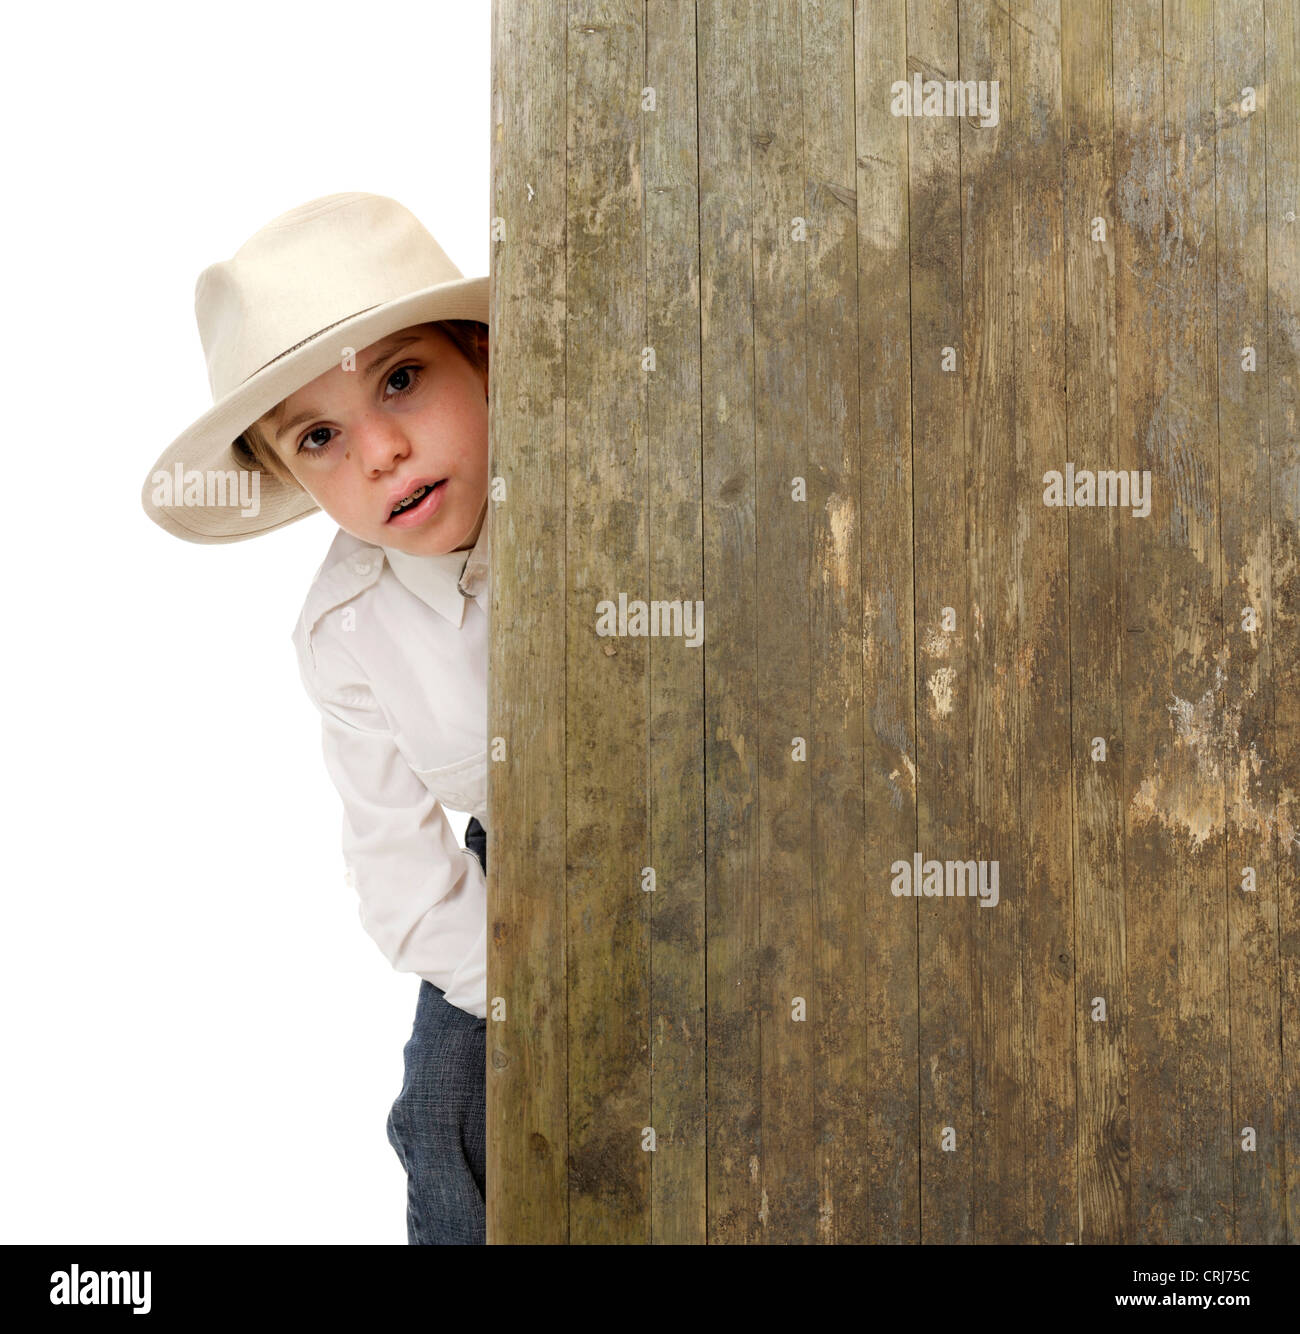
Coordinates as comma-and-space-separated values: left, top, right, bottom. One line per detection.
1, 0, 490, 1243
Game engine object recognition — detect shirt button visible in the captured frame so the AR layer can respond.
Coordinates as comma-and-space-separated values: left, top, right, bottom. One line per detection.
351, 557, 374, 576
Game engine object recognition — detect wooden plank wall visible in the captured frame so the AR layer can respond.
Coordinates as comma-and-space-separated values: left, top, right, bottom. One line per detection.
487, 0, 1300, 1244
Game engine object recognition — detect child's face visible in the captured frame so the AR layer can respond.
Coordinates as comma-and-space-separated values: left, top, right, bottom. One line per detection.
262, 323, 489, 554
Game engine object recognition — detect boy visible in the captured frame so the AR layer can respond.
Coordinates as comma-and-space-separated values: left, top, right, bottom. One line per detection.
141, 192, 493, 1244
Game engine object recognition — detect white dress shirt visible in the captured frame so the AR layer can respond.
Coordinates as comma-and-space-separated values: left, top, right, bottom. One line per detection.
290, 504, 491, 1018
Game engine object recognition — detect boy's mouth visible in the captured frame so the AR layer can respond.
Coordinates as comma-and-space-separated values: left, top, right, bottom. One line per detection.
386, 477, 447, 524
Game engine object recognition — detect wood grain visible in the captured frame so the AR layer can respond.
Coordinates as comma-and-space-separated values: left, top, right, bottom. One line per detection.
486, 0, 569, 1245
487, 0, 1297, 1243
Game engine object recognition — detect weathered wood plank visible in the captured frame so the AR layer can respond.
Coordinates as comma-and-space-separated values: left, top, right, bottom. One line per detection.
749, 0, 818, 1243
644, 0, 708, 1247
907, 0, 976, 1244
961, 0, 1028, 1243
1012, 0, 1079, 1244
1065, 0, 1130, 1244
801, 0, 869, 1245
1163, 0, 1233, 1244
486, 0, 570, 1245
1114, 0, 1179, 1245
1263, 0, 1300, 1245
564, 0, 652, 1245
1215, 0, 1286, 1243
698, 0, 764, 1244
855, 0, 921, 1244
487, 0, 1297, 1245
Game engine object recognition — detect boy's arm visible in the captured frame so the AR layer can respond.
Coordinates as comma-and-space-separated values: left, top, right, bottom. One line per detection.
294, 636, 487, 1020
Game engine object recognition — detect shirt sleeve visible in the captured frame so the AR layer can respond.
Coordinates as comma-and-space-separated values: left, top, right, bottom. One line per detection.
292, 624, 487, 1020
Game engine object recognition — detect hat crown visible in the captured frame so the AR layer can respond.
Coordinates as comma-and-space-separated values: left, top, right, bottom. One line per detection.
194, 192, 464, 399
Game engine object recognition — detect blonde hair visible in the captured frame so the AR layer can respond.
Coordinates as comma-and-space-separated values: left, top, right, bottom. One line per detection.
234, 319, 488, 485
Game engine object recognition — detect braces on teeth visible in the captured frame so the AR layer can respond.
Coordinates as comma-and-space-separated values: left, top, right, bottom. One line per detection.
392, 484, 431, 515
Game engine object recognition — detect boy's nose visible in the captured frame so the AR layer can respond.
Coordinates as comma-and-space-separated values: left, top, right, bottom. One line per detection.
355, 414, 410, 471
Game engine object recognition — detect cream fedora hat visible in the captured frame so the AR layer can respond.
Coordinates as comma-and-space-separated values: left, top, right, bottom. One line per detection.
141, 191, 489, 543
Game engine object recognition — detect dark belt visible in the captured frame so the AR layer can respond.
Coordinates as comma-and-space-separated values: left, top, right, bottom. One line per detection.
465, 816, 487, 874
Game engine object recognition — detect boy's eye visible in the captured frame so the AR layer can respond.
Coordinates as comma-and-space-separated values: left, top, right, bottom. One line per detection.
294, 364, 424, 453
384, 364, 423, 397
297, 426, 335, 454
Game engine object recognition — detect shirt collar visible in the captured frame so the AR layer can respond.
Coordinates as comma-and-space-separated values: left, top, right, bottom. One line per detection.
381, 499, 490, 628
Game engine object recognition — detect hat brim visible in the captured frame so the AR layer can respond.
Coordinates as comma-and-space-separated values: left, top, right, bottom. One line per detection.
141, 274, 489, 543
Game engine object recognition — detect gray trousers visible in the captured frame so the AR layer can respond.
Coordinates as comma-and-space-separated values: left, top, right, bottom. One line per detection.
384, 816, 487, 1244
